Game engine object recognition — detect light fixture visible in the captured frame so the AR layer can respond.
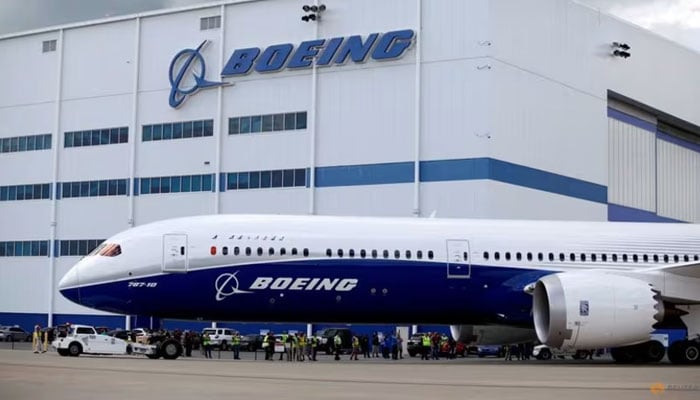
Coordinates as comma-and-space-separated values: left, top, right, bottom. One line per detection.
611, 42, 631, 58
301, 4, 325, 22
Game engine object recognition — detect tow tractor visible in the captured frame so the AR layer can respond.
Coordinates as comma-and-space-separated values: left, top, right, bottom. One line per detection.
52, 324, 182, 359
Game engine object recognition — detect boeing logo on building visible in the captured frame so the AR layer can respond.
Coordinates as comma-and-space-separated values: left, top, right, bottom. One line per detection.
168, 40, 228, 108
168, 29, 415, 108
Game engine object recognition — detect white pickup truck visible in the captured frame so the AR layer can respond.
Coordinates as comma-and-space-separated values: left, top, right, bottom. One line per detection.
52, 324, 182, 359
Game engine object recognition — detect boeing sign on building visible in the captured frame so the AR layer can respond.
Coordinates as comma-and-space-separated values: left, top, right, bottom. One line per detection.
168, 29, 415, 108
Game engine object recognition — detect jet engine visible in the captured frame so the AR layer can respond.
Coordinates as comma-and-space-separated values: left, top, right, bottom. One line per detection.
532, 272, 664, 349
450, 324, 536, 345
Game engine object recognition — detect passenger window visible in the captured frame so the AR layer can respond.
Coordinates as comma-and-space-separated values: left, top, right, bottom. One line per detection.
427, 250, 434, 260
383, 250, 389, 259
559, 253, 564, 262
280, 248, 286, 256
602, 254, 607, 262
569, 253, 575, 262
405, 250, 411, 259
234, 246, 240, 255
633, 254, 638, 262
291, 248, 297, 255
505, 252, 511, 261
326, 249, 332, 257
371, 250, 377, 258
622, 254, 628, 262
337, 249, 343, 257
663, 255, 669, 262
349, 249, 355, 258
653, 254, 658, 262
580, 253, 586, 262
394, 250, 400, 259
516, 252, 522, 261
673, 255, 679, 262
526, 252, 532, 261
417, 250, 423, 259
303, 248, 309, 257
548, 253, 554, 262
684, 255, 689, 262
537, 253, 543, 261
694, 255, 699, 261
483, 252, 489, 260
494, 252, 500, 261
210, 246, 217, 256
257, 247, 263, 256
612, 254, 618, 262
222, 246, 228, 256
360, 249, 366, 258
591, 254, 596, 262
268, 247, 275, 256
245, 247, 251, 256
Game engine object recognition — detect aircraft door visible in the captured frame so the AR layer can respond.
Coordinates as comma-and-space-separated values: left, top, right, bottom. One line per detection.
446, 239, 471, 278
162, 234, 188, 273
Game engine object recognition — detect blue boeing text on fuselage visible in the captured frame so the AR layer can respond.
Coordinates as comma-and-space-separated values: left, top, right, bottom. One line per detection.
168, 29, 414, 108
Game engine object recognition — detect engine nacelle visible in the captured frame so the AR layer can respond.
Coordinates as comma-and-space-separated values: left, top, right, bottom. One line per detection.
533, 272, 663, 349
450, 324, 536, 345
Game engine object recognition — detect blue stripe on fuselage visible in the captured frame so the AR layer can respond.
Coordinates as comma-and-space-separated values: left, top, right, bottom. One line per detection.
68, 260, 554, 326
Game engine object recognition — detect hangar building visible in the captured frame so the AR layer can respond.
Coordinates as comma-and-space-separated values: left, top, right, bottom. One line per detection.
1, 0, 699, 331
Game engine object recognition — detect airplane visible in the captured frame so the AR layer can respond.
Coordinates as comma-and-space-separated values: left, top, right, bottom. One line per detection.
58, 214, 700, 364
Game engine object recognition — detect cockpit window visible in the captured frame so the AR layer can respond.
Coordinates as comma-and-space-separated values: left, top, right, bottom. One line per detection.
88, 242, 122, 257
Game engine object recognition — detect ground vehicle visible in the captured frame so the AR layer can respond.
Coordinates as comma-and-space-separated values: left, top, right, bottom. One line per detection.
532, 344, 591, 360
105, 329, 131, 341
132, 328, 151, 344
475, 345, 503, 358
406, 333, 425, 357
241, 333, 264, 351
52, 324, 181, 359
318, 328, 353, 354
202, 328, 236, 350
0, 326, 32, 342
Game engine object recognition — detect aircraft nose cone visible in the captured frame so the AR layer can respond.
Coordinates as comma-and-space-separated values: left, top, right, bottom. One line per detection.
58, 266, 81, 305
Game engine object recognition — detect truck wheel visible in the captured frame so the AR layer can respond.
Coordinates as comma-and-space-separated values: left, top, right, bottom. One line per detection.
68, 342, 82, 357
57, 348, 70, 356
161, 339, 182, 360
683, 342, 700, 363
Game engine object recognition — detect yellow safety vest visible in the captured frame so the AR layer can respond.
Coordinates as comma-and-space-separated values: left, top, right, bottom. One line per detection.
422, 336, 431, 346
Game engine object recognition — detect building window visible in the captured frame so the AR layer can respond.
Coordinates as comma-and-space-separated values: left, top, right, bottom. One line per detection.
200, 16, 221, 30
60, 179, 127, 198
0, 240, 50, 257
224, 168, 307, 191
138, 174, 213, 195
143, 120, 213, 142
1, 134, 51, 154
64, 127, 127, 148
0, 183, 51, 201
42, 40, 57, 53
229, 111, 307, 135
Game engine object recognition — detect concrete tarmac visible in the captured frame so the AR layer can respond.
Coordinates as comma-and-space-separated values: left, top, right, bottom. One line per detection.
1, 347, 698, 400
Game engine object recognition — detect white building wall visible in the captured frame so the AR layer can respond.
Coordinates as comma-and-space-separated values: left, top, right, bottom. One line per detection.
0, 0, 699, 324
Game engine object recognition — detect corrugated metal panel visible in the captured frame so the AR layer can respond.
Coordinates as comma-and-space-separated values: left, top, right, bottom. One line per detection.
608, 118, 656, 211
657, 140, 700, 222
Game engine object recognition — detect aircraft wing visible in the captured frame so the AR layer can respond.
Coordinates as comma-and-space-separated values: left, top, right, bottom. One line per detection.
635, 261, 700, 279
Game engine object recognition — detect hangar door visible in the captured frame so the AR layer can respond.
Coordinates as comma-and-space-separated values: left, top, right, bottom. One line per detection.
446, 239, 471, 278
162, 234, 188, 273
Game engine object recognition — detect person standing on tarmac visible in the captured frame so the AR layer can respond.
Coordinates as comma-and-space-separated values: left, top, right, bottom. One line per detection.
334, 333, 342, 361
32, 325, 43, 354
350, 335, 360, 360
372, 332, 380, 357
263, 332, 274, 360
310, 335, 318, 361
421, 333, 431, 360
232, 332, 241, 360
202, 332, 212, 359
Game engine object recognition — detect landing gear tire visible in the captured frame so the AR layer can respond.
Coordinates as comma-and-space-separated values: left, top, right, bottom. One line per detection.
161, 339, 182, 360
644, 341, 665, 363
68, 342, 82, 357
539, 349, 552, 360
668, 341, 700, 364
